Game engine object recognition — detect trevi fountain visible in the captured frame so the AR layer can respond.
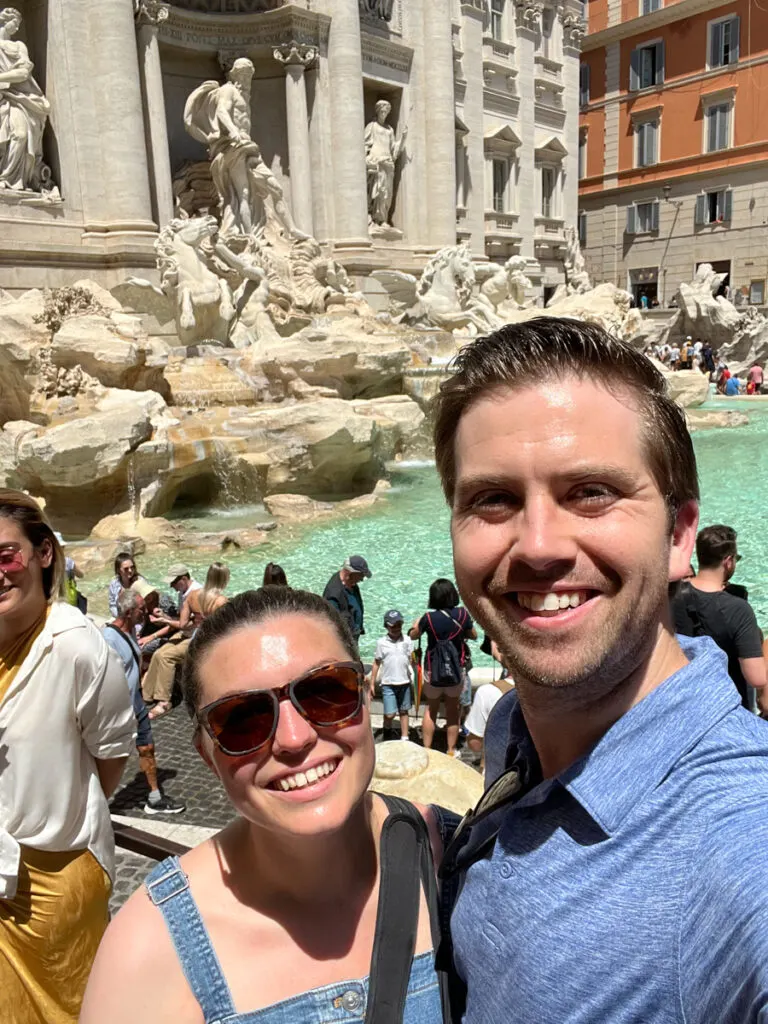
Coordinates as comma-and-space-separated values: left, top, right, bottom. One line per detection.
0, 2, 767, 649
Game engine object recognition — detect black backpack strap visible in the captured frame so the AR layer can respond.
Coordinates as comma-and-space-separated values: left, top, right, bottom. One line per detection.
367, 795, 453, 1024
105, 623, 141, 672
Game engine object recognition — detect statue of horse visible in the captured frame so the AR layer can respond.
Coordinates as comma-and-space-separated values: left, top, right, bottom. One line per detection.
155, 215, 235, 342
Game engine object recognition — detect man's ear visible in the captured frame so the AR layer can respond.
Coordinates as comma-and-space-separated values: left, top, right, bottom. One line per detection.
669, 499, 699, 582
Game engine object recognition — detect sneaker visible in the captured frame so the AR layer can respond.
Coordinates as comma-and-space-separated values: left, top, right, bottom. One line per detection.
144, 793, 186, 815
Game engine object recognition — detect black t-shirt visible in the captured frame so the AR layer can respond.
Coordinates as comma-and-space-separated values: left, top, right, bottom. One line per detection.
671, 584, 763, 707
418, 607, 473, 658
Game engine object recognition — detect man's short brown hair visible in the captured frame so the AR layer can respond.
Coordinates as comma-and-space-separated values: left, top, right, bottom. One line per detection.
433, 317, 699, 522
695, 524, 737, 569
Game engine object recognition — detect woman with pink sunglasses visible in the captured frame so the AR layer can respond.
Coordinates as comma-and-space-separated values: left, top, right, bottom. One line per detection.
0, 490, 135, 1023
83, 587, 453, 1024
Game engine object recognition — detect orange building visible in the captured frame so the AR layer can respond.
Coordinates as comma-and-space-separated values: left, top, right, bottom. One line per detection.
578, 0, 768, 306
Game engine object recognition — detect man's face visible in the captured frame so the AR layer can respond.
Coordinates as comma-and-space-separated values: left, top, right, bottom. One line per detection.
172, 575, 189, 595
450, 377, 697, 701
131, 596, 146, 629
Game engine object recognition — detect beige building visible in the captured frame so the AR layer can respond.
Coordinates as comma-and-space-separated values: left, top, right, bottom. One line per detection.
1, 0, 583, 300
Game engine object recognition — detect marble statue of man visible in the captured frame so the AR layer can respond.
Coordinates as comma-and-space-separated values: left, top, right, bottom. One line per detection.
364, 99, 406, 227
0, 7, 51, 192
184, 57, 307, 240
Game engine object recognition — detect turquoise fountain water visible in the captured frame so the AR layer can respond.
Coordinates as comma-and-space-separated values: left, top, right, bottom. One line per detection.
84, 407, 768, 663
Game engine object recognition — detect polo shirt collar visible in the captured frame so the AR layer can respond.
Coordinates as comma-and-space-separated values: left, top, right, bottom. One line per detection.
507, 636, 740, 836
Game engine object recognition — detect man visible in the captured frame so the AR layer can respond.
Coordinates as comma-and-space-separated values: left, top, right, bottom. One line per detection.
672, 525, 766, 712
322, 555, 371, 643
103, 591, 186, 815
141, 563, 201, 718
724, 374, 742, 396
669, 340, 680, 369
748, 361, 764, 394
434, 317, 768, 1022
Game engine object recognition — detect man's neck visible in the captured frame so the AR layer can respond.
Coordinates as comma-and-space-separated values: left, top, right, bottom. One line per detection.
516, 626, 689, 779
111, 617, 131, 634
690, 567, 726, 593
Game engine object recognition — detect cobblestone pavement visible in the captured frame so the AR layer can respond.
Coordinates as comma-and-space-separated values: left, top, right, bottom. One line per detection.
108, 697, 480, 912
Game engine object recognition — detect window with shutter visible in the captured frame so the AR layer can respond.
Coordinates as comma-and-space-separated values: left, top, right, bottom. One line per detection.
630, 49, 640, 91
723, 188, 733, 222
695, 194, 707, 226
633, 42, 664, 89
709, 21, 723, 67
710, 17, 740, 67
580, 64, 590, 106
705, 104, 730, 152
641, 0, 661, 13
626, 205, 637, 234
578, 210, 587, 246
655, 42, 665, 84
491, 0, 505, 41
492, 160, 508, 213
636, 120, 658, 167
651, 200, 660, 231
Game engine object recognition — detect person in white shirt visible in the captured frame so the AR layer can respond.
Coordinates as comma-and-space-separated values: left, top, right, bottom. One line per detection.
370, 609, 414, 740
465, 642, 514, 770
0, 490, 135, 1024
141, 562, 202, 718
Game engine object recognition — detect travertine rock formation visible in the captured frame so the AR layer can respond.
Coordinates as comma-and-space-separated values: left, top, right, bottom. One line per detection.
370, 740, 483, 816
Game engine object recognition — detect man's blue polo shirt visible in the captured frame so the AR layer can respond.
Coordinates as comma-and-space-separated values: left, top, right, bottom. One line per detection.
452, 636, 768, 1023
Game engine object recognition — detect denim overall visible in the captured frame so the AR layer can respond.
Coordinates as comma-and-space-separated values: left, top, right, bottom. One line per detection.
144, 856, 443, 1024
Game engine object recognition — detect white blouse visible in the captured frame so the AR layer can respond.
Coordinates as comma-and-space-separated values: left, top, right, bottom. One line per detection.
0, 602, 135, 899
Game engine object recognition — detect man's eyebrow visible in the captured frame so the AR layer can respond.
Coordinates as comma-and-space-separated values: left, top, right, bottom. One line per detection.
454, 465, 641, 496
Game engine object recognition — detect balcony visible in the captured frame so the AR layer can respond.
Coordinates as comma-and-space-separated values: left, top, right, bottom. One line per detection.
533, 216, 566, 251
484, 210, 523, 245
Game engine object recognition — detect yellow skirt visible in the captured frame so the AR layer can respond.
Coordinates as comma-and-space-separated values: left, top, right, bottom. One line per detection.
0, 845, 110, 1024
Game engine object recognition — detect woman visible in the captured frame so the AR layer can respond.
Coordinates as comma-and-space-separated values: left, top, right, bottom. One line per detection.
181, 561, 230, 631
0, 8, 51, 192
82, 587, 449, 1023
108, 552, 148, 618
262, 562, 287, 587
0, 490, 135, 1024
409, 579, 476, 758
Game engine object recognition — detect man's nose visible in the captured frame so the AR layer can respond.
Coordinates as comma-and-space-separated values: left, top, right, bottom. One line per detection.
511, 495, 579, 572
271, 698, 317, 756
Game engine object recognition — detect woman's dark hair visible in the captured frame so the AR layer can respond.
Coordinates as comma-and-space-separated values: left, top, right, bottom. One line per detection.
428, 577, 460, 611
262, 562, 288, 587
182, 586, 357, 713
0, 489, 64, 600
114, 551, 135, 577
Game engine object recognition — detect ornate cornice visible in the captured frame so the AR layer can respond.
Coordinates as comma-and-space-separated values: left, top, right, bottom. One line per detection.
273, 40, 317, 68
134, 0, 170, 26
513, 0, 543, 29
159, 6, 330, 54
562, 12, 586, 48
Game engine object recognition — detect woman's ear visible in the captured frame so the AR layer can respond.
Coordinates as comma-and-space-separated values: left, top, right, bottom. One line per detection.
38, 537, 53, 569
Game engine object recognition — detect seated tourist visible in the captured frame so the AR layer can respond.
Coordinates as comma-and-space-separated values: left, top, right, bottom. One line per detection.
81, 587, 451, 1023
107, 551, 148, 618
141, 563, 201, 719
182, 561, 230, 630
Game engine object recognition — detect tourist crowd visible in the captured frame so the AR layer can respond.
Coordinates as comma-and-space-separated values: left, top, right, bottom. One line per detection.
3, 317, 768, 1024
646, 336, 765, 395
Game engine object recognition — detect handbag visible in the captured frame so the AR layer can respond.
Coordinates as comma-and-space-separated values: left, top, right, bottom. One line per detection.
365, 795, 458, 1024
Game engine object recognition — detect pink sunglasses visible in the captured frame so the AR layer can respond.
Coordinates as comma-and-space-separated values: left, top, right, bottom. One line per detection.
0, 548, 27, 573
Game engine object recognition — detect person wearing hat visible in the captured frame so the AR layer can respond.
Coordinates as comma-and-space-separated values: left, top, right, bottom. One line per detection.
322, 555, 371, 645
371, 609, 414, 741
141, 564, 201, 718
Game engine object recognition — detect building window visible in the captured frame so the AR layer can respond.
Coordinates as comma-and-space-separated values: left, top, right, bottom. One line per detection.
626, 200, 660, 234
578, 133, 587, 178
630, 41, 664, 90
709, 16, 740, 68
705, 102, 731, 152
540, 7, 554, 58
490, 0, 505, 41
541, 165, 557, 217
492, 159, 509, 212
641, 0, 661, 12
579, 63, 590, 106
750, 280, 765, 305
578, 209, 587, 246
635, 119, 659, 167
695, 188, 733, 225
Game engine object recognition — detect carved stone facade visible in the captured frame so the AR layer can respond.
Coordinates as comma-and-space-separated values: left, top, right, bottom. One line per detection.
0, 0, 581, 301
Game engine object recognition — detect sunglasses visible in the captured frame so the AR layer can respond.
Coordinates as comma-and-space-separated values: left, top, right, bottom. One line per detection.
440, 765, 526, 880
0, 547, 26, 574
197, 660, 364, 756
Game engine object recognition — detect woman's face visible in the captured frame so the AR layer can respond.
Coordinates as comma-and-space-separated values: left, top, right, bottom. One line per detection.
0, 516, 51, 623
118, 559, 137, 586
195, 613, 374, 840
2, 14, 20, 36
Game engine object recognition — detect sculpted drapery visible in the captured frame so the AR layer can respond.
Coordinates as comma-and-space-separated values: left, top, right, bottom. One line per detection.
0, 8, 51, 193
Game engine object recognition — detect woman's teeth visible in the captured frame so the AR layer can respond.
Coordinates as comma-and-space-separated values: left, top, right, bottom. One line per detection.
275, 760, 338, 792
516, 591, 589, 613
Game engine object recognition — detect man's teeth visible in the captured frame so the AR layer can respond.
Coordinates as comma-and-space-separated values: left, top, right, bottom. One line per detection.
516, 591, 588, 612
276, 760, 338, 792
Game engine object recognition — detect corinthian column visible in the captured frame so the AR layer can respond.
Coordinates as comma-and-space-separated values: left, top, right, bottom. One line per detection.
135, 0, 174, 227
422, 0, 457, 248
325, 0, 369, 245
273, 42, 316, 237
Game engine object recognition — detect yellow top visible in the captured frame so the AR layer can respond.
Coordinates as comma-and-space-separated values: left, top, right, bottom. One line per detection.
0, 606, 50, 706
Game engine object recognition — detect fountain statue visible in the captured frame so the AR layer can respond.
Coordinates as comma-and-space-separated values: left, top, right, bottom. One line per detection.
477, 255, 533, 313
364, 99, 406, 236
0, 7, 58, 197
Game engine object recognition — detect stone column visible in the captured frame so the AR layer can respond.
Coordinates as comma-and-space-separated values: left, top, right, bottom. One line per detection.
422, 0, 457, 248
325, 0, 369, 245
88, 0, 155, 231
135, 0, 174, 227
460, 3, 486, 251
274, 42, 317, 237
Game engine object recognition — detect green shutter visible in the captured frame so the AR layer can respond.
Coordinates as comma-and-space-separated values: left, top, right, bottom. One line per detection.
626, 205, 636, 234
695, 194, 707, 226
723, 188, 733, 221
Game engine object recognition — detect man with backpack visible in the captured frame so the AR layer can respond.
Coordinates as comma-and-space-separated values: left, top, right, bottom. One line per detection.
409, 578, 476, 758
103, 590, 186, 816
671, 524, 766, 713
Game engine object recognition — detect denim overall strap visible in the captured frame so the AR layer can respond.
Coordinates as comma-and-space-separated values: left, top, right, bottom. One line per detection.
145, 856, 236, 1023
